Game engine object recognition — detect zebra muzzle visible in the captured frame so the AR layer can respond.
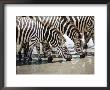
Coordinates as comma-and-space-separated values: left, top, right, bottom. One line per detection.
66, 54, 72, 61
80, 53, 86, 58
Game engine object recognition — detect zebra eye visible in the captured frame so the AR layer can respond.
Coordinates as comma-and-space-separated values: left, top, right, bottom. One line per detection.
78, 34, 82, 39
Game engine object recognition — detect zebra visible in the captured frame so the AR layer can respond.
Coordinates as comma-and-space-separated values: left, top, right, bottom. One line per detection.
16, 42, 30, 64
32, 16, 85, 58
65, 16, 94, 49
16, 16, 72, 64
16, 16, 37, 64
16, 16, 53, 64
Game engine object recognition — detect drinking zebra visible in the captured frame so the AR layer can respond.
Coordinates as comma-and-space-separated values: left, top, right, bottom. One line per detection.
65, 16, 94, 49
33, 16, 85, 58
16, 16, 72, 64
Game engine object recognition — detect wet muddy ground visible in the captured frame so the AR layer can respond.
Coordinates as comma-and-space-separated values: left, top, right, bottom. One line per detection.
16, 56, 94, 74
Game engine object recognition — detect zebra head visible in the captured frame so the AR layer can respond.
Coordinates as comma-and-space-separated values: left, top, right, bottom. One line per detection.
71, 27, 86, 58
46, 27, 72, 61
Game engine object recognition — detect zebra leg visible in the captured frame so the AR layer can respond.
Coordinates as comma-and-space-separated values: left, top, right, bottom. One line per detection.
74, 39, 86, 58
48, 56, 53, 63
47, 52, 53, 63
26, 42, 33, 63
43, 52, 47, 58
92, 33, 95, 44
36, 44, 42, 64
22, 51, 27, 64
42, 42, 53, 63
83, 32, 88, 49
83, 32, 94, 56
20, 42, 30, 64
84, 31, 94, 49
23, 47, 29, 64
37, 52, 42, 64
43, 51, 53, 63
17, 46, 23, 65
18, 51, 22, 64
26, 48, 33, 64
23, 43, 33, 65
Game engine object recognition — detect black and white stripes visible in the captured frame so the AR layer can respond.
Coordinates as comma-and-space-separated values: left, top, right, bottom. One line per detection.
16, 16, 72, 64
65, 16, 94, 49
16, 16, 94, 65
35, 16, 85, 58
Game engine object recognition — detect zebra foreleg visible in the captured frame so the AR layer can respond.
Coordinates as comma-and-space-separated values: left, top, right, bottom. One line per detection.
36, 45, 42, 64
37, 52, 42, 64
47, 52, 53, 63
74, 39, 86, 58
84, 31, 94, 49
43, 51, 53, 63
18, 51, 22, 65
22, 42, 29, 64
26, 48, 33, 65
17, 46, 23, 65
83, 32, 88, 49
42, 42, 53, 63
23, 49, 31, 64
92, 33, 95, 45
47, 56, 53, 63
23, 49, 28, 63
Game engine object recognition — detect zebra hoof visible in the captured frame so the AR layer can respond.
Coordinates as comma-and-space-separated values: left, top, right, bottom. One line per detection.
29, 57, 32, 61
66, 58, 71, 61
38, 58, 42, 64
22, 60, 27, 65
48, 56, 53, 63
83, 44, 88, 49
80, 53, 86, 58
47, 60, 53, 63
27, 61, 31, 65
